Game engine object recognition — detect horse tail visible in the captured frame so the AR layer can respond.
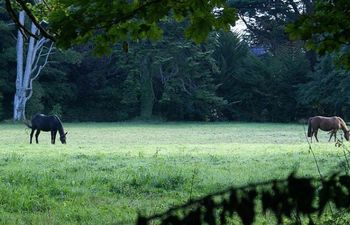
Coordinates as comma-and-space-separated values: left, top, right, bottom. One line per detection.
307, 118, 313, 137
23, 120, 32, 129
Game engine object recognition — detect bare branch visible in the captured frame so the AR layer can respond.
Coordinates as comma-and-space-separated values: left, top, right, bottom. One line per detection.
35, 37, 47, 50
229, 100, 242, 105
31, 43, 45, 74
179, 79, 191, 95
159, 65, 165, 84
170, 63, 179, 76
42, 0, 52, 11
31, 38, 49, 73
287, 0, 301, 16
26, 42, 54, 100
11, 33, 17, 41
238, 14, 255, 33
157, 62, 179, 84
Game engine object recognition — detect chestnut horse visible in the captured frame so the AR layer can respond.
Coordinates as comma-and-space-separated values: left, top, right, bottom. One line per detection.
307, 116, 350, 142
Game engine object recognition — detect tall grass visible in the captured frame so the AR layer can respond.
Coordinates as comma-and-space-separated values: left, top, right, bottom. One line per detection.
0, 122, 345, 224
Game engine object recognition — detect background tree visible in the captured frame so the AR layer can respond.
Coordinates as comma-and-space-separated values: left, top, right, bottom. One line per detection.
0, 0, 16, 120
62, 47, 128, 122
286, 0, 350, 68
230, 0, 316, 69
26, 48, 81, 119
12, 2, 54, 121
214, 31, 267, 121
138, 20, 226, 121
297, 55, 350, 120
2, 0, 349, 123
214, 31, 310, 122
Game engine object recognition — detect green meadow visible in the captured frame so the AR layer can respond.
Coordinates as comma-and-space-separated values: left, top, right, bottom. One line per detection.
0, 122, 347, 224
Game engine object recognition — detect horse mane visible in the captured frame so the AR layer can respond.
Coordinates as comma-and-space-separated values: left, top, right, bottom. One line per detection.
337, 117, 349, 131
54, 115, 62, 123
54, 115, 65, 135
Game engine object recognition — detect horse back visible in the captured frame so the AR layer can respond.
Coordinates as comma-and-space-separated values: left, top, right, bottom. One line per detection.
31, 114, 61, 131
310, 116, 341, 131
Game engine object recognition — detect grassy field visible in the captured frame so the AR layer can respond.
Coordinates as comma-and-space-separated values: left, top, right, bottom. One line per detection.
0, 122, 347, 224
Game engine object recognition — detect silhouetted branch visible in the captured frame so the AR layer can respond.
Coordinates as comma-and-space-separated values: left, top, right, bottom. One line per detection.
138, 171, 350, 225
14, 0, 56, 41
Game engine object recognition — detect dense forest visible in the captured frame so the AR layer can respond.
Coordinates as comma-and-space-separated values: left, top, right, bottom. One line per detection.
1, 0, 350, 122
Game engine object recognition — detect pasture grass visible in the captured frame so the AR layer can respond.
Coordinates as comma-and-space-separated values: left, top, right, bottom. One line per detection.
0, 122, 348, 224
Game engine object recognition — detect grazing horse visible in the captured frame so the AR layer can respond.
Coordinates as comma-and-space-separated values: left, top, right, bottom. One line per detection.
26, 114, 67, 144
307, 116, 350, 142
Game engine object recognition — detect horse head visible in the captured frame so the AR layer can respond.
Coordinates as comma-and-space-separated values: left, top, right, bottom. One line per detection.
60, 132, 68, 144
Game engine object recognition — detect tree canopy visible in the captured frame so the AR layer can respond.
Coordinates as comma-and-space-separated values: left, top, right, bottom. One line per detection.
6, 0, 237, 54
3, 0, 350, 122
286, 0, 350, 68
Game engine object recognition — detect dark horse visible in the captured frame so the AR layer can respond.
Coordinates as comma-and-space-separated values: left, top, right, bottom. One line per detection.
26, 114, 67, 144
307, 116, 350, 142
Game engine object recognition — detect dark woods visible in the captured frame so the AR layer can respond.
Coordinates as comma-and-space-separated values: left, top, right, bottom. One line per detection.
1, 9, 350, 122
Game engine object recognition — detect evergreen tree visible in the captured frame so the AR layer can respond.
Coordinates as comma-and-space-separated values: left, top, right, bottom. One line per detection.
214, 31, 310, 122
136, 20, 226, 120
297, 55, 350, 119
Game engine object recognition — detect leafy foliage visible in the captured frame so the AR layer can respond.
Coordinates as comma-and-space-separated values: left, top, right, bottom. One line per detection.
286, 0, 350, 68
1, 1, 349, 122
230, 0, 317, 69
297, 55, 350, 118
137, 172, 350, 225
8, 0, 237, 54
214, 32, 310, 122
151, 25, 226, 121
230, 0, 307, 49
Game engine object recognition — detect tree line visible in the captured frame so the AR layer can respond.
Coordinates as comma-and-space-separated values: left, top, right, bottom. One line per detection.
1, 0, 350, 122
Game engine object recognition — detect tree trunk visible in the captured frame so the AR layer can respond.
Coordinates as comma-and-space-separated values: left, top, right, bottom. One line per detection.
13, 11, 25, 121
13, 10, 53, 121
140, 54, 155, 119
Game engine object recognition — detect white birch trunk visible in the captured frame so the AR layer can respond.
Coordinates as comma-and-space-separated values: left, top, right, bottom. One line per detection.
13, 10, 53, 121
13, 11, 25, 121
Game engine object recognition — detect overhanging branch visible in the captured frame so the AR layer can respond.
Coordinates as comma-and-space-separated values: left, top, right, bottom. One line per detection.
5, 0, 56, 41
5, 0, 34, 39
15, 0, 56, 41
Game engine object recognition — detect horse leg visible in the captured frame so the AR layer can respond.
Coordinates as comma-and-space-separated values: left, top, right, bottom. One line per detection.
35, 130, 41, 144
30, 129, 35, 144
310, 133, 312, 143
310, 130, 315, 143
314, 130, 319, 142
328, 131, 333, 142
51, 131, 54, 144
334, 131, 337, 142
53, 130, 57, 144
